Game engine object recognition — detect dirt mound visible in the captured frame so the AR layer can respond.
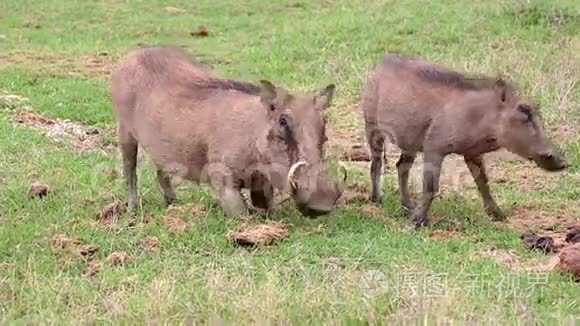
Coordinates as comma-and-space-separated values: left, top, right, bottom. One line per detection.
106, 251, 130, 266
340, 144, 371, 162
227, 221, 289, 246
83, 260, 102, 277
508, 208, 579, 254
50, 234, 81, 250
557, 243, 580, 280
98, 201, 127, 226
161, 216, 189, 233
28, 182, 50, 198
430, 230, 461, 240
142, 236, 160, 251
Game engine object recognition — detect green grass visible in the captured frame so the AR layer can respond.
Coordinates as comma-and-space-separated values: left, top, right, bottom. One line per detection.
1, 0, 579, 323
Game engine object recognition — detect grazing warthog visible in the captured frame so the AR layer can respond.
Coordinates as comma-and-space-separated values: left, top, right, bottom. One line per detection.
111, 46, 344, 217
361, 54, 566, 228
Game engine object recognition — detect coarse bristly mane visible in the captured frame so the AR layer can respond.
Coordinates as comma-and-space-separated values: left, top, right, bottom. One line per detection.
201, 78, 261, 95
415, 68, 498, 90
383, 53, 499, 90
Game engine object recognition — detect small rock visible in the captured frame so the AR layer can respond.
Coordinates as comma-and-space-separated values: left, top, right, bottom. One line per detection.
557, 243, 580, 280
521, 232, 555, 254
106, 251, 130, 266
190, 25, 209, 37
28, 182, 49, 198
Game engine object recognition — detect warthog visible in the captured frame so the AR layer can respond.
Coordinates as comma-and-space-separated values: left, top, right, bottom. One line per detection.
111, 46, 344, 217
361, 54, 566, 228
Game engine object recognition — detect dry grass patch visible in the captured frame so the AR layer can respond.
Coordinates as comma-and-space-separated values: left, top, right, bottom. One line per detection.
477, 247, 560, 273
13, 109, 113, 153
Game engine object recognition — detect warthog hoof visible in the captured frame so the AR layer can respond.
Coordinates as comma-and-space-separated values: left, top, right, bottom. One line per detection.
413, 213, 429, 229
402, 201, 415, 215
486, 205, 506, 221
370, 193, 381, 204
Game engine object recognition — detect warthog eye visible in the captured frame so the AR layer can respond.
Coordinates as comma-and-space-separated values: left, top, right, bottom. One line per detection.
517, 104, 532, 122
279, 115, 289, 128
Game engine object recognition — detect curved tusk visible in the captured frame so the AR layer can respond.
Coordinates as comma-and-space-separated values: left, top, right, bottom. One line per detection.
287, 161, 307, 189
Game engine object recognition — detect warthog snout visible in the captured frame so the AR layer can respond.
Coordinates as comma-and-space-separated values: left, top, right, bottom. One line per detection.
530, 150, 567, 172
288, 162, 346, 217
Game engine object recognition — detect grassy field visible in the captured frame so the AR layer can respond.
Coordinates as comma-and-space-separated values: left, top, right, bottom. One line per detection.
1, 0, 579, 323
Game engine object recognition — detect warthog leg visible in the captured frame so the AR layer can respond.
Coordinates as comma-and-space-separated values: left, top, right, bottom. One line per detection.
156, 169, 176, 206
413, 152, 443, 228
369, 132, 385, 203
396, 151, 417, 213
207, 164, 248, 217
120, 133, 138, 211
464, 155, 505, 221
250, 172, 274, 211
218, 187, 248, 217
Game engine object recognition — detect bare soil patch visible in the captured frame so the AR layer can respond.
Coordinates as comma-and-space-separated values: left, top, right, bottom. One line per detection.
477, 247, 560, 273
508, 207, 578, 234
338, 181, 368, 205
165, 202, 207, 219
430, 230, 462, 240
50, 234, 81, 250
0, 51, 118, 80
13, 109, 113, 153
227, 221, 289, 246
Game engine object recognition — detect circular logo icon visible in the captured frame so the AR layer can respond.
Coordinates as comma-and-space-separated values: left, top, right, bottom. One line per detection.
358, 270, 388, 299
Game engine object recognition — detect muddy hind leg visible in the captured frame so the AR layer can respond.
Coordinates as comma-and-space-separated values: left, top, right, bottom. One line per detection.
156, 169, 176, 206
464, 155, 505, 220
368, 131, 385, 203
413, 152, 444, 228
396, 151, 417, 213
119, 131, 138, 211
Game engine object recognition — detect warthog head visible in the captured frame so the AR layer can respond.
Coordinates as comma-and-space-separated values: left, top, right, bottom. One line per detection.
259, 80, 345, 217
495, 80, 567, 171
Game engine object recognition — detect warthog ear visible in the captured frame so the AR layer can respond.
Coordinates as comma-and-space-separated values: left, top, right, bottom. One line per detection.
495, 78, 507, 103
314, 84, 335, 111
259, 80, 277, 110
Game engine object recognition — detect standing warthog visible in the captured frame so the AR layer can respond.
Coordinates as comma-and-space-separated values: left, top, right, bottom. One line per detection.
361, 54, 566, 228
111, 46, 345, 217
